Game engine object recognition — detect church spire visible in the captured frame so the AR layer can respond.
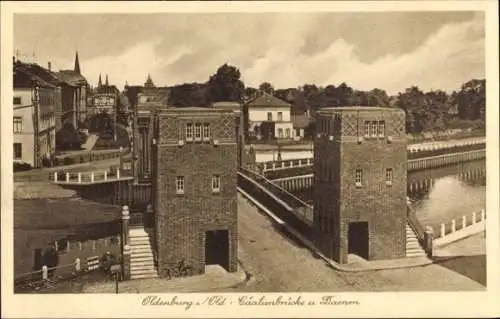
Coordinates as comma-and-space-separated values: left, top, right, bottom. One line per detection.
74, 51, 81, 74
98, 74, 102, 87
105, 74, 109, 86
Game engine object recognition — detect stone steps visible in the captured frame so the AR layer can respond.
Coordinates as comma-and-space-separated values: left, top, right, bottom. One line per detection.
405, 225, 427, 258
129, 227, 157, 279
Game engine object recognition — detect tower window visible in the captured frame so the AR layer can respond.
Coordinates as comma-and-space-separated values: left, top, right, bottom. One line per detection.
185, 123, 193, 141
370, 121, 377, 137
378, 121, 386, 137
364, 121, 370, 137
194, 123, 202, 140
212, 174, 221, 193
355, 169, 363, 187
203, 123, 211, 141
176, 176, 185, 194
386, 168, 393, 186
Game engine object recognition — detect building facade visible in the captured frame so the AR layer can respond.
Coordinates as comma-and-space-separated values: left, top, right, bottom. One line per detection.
57, 52, 89, 125
244, 92, 295, 140
153, 107, 238, 276
313, 107, 407, 264
13, 66, 56, 168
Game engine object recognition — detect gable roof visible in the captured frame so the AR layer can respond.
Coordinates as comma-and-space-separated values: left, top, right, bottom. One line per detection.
57, 70, 88, 86
14, 61, 62, 87
13, 66, 56, 89
246, 92, 291, 108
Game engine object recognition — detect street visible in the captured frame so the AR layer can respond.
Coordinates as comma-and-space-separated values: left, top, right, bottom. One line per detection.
219, 195, 485, 292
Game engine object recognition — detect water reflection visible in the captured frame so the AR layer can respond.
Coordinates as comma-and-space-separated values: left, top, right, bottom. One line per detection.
411, 173, 486, 231
287, 160, 486, 232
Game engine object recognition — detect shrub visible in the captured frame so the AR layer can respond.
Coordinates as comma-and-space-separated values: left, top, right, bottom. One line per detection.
63, 157, 74, 165
13, 162, 32, 172
56, 123, 83, 151
42, 156, 52, 168
99, 252, 119, 276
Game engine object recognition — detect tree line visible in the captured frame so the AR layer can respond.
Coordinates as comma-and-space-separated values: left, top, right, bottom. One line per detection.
163, 64, 485, 134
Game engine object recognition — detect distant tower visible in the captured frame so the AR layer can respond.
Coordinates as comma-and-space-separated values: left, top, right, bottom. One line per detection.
105, 74, 109, 86
74, 51, 81, 74
98, 74, 102, 88
144, 74, 155, 88
313, 107, 407, 264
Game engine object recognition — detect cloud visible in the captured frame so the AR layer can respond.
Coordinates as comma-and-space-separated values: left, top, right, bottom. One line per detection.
239, 14, 484, 94
29, 13, 484, 94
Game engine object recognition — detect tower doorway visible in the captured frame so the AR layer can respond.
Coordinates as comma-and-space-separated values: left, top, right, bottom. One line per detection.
205, 229, 229, 271
348, 222, 369, 259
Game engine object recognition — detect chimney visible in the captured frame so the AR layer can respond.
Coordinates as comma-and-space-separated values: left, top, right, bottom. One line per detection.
48, 61, 52, 71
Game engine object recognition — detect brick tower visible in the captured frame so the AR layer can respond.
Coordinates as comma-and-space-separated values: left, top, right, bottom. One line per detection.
153, 107, 238, 276
313, 107, 407, 264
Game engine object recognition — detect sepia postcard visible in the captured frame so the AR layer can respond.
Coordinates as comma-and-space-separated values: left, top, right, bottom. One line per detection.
1, 1, 499, 318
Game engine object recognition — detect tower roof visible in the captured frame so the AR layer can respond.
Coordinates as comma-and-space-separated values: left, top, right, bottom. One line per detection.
144, 74, 155, 88
74, 51, 81, 74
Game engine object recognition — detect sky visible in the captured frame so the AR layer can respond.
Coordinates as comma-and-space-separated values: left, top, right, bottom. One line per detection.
13, 11, 484, 95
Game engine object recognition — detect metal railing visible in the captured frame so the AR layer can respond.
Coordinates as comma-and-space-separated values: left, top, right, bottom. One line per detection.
259, 138, 486, 173
239, 167, 313, 223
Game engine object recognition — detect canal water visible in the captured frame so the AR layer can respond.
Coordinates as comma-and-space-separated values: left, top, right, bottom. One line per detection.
409, 159, 486, 231
285, 159, 486, 231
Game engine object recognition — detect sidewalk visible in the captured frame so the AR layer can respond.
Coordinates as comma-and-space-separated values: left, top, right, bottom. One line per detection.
82, 265, 249, 293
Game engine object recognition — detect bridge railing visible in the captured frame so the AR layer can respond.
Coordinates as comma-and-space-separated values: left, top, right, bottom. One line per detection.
50, 168, 132, 184
259, 138, 486, 172
239, 167, 314, 223
432, 209, 486, 247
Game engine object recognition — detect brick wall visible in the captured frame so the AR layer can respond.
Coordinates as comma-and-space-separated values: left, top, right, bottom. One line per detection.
314, 107, 407, 263
154, 109, 238, 276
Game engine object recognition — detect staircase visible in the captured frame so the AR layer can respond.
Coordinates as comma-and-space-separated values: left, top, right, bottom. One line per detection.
129, 228, 158, 279
405, 224, 427, 258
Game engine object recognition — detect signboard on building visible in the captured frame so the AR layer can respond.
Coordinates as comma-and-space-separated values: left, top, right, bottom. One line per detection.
92, 93, 116, 114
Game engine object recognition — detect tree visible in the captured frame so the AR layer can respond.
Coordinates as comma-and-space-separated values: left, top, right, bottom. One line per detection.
259, 82, 274, 95
244, 87, 259, 101
207, 64, 245, 102
456, 79, 485, 120
116, 93, 130, 126
366, 88, 390, 107
394, 86, 429, 134
169, 83, 210, 107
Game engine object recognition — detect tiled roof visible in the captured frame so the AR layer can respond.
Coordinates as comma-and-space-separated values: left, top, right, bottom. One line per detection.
246, 92, 291, 108
13, 66, 56, 89
14, 61, 62, 87
57, 70, 88, 86
95, 85, 119, 94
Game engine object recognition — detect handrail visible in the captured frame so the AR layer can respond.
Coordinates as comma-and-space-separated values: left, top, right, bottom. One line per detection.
407, 202, 425, 245
238, 168, 314, 224
239, 168, 312, 209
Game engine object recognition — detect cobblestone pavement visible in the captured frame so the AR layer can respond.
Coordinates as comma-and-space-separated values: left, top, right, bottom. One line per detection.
82, 265, 247, 293
434, 233, 486, 257
217, 196, 485, 292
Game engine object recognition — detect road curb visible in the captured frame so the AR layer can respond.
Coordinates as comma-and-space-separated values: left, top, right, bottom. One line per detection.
237, 188, 443, 273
